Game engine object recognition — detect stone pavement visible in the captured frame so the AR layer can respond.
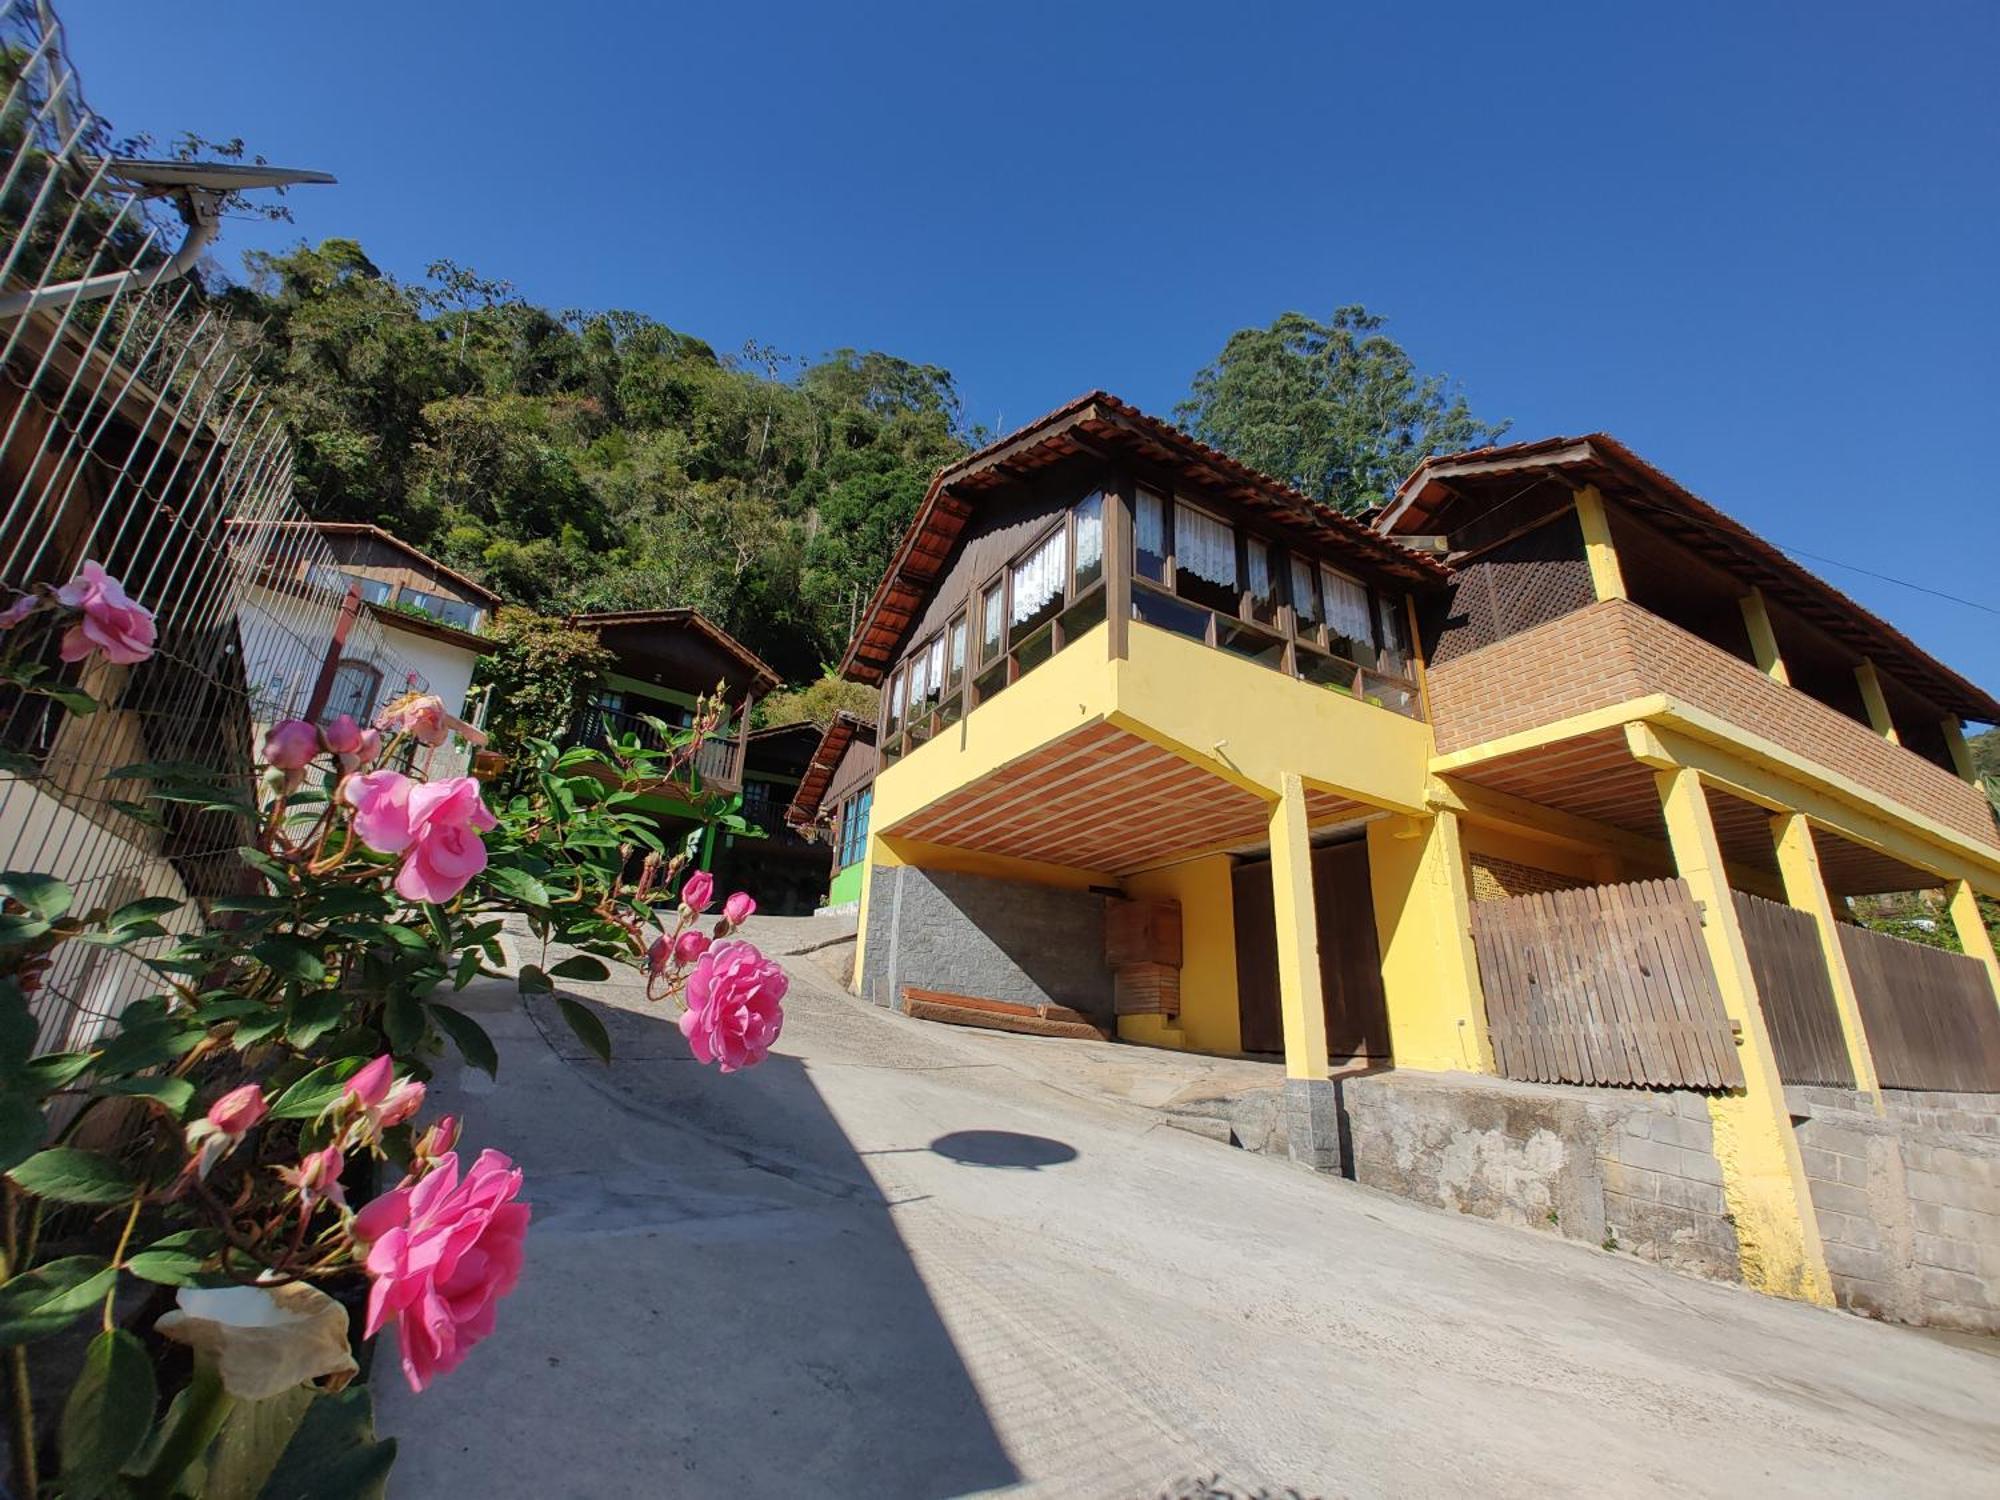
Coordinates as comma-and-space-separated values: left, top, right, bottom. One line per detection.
375, 916, 2000, 1498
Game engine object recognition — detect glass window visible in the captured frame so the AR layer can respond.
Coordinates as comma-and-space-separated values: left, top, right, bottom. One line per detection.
924, 636, 946, 708
839, 787, 872, 867
1013, 620, 1056, 676
1010, 529, 1065, 642
1059, 588, 1106, 644
980, 583, 1005, 664
1245, 536, 1277, 624
1376, 594, 1409, 676
906, 645, 929, 714
1290, 556, 1320, 626
1218, 619, 1286, 670
946, 615, 967, 690
1132, 586, 1211, 643
1175, 501, 1238, 612
885, 667, 905, 734
1321, 566, 1375, 660
1072, 491, 1104, 593
1135, 489, 1167, 582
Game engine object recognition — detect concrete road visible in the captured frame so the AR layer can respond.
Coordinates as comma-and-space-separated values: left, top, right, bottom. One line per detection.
376, 917, 2000, 1498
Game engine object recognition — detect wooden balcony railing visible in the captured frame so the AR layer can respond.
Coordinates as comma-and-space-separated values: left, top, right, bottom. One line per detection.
1427, 598, 2000, 851
569, 704, 745, 793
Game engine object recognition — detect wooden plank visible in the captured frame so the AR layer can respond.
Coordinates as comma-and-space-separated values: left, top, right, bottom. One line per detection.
1840, 923, 2000, 1093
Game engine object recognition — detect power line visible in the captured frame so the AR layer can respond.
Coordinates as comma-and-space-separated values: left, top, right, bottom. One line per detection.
1766, 544, 2000, 621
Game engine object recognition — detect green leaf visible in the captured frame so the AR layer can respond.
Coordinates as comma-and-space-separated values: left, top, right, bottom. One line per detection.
382, 990, 423, 1054
0, 977, 33, 1072
254, 1386, 396, 1500
0, 1256, 115, 1342
93, 1075, 195, 1117
93, 1021, 201, 1075
35, 685, 98, 715
547, 954, 611, 983
452, 948, 482, 991
237, 846, 292, 883
107, 895, 181, 928
482, 866, 550, 907
0, 872, 72, 921
23, 1051, 95, 1089
268, 1057, 365, 1120
107, 797, 167, 828
60, 1328, 156, 1498
0, 1095, 46, 1173
73, 918, 170, 948
8, 1147, 136, 1204
208, 894, 287, 914
123, 1229, 221, 1287
428, 1003, 497, 1078
253, 936, 326, 985
0, 912, 51, 946
284, 988, 347, 1049
555, 994, 613, 1064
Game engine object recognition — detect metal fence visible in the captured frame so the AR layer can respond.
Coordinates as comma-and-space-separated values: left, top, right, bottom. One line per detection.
0, 0, 419, 1050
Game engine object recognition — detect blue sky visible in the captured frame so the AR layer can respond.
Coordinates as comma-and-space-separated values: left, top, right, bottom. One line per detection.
60, 0, 2000, 699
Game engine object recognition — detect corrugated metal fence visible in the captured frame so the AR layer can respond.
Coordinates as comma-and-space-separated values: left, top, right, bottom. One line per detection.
0, 0, 418, 1049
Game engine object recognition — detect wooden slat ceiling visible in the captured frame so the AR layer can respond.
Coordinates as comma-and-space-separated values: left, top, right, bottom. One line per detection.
1453, 730, 1939, 897
886, 721, 1368, 876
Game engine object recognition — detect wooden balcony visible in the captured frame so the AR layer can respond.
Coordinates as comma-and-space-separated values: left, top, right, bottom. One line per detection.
1427, 599, 1999, 853
568, 704, 744, 795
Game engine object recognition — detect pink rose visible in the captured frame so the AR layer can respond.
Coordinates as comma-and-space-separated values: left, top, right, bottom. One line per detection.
414, 1115, 460, 1167
280, 1143, 349, 1212
377, 692, 486, 749
396, 777, 497, 904
722, 891, 756, 926
345, 1054, 396, 1109
54, 560, 155, 665
678, 940, 786, 1072
378, 1075, 426, 1130
206, 1083, 268, 1136
353, 1148, 530, 1392
673, 930, 710, 966
262, 719, 320, 771
680, 870, 714, 914
342, 770, 415, 853
323, 714, 364, 755
645, 934, 671, 976
342, 727, 383, 772
0, 593, 38, 628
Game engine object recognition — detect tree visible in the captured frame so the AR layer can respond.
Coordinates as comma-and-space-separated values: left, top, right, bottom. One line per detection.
756, 667, 879, 729
1176, 306, 1508, 514
473, 608, 614, 749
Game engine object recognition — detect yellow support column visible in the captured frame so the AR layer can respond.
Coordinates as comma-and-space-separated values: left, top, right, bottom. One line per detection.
1946, 879, 2000, 1012
1270, 773, 1339, 1170
1739, 589, 1790, 685
1654, 765, 1833, 1304
1367, 810, 1492, 1073
1942, 716, 1978, 783
1853, 661, 1900, 744
1771, 813, 1880, 1101
1573, 485, 1627, 601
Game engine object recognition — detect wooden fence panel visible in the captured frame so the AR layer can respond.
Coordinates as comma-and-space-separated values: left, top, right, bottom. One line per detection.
1471, 878, 1745, 1091
1732, 892, 1856, 1088
1838, 924, 2000, 1094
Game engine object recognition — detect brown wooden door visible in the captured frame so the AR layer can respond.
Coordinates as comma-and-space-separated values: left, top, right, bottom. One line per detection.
1232, 859, 1283, 1054
1313, 841, 1390, 1061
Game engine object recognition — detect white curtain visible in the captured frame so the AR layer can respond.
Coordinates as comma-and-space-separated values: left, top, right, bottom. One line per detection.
925, 636, 946, 702
1290, 557, 1319, 622
906, 647, 928, 706
981, 587, 1004, 657
948, 618, 967, 681
1073, 496, 1103, 578
1011, 531, 1064, 626
1135, 490, 1165, 559
1175, 502, 1237, 586
1246, 538, 1273, 606
1321, 566, 1373, 646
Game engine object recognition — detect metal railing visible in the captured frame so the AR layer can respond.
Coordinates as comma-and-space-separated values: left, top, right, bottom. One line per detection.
0, 0, 420, 1049
569, 703, 744, 790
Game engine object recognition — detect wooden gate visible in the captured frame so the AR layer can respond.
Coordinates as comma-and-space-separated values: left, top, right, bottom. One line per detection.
1470, 879, 1744, 1090
1838, 924, 2000, 1093
1232, 843, 1389, 1059
1732, 891, 1855, 1088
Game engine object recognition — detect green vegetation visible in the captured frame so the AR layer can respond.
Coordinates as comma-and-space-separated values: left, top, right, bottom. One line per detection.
1177, 305, 1507, 513
225, 241, 969, 683
755, 668, 880, 730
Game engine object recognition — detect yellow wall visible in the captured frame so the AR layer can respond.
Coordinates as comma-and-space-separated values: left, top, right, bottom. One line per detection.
1120, 853, 1242, 1054
1367, 813, 1491, 1073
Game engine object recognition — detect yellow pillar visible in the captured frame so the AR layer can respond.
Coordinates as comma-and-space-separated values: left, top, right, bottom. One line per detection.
1853, 661, 1899, 744
1739, 589, 1789, 685
1654, 765, 1833, 1304
1770, 813, 1880, 1100
1946, 879, 2000, 1012
1367, 811, 1492, 1072
1942, 716, 1978, 783
1269, 773, 1329, 1080
1573, 485, 1627, 602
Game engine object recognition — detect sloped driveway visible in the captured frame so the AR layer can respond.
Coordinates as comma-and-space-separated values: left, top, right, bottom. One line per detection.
375, 917, 2000, 1498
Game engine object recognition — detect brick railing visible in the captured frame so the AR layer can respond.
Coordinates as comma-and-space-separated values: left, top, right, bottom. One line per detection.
1427, 599, 2000, 851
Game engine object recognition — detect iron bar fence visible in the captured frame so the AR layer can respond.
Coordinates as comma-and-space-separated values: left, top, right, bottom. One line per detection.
0, 0, 424, 1050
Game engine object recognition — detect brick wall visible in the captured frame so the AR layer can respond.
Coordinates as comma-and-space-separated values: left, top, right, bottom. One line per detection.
1428, 599, 1998, 849
1789, 1085, 2000, 1334
1340, 1071, 1741, 1283
1468, 853, 1591, 902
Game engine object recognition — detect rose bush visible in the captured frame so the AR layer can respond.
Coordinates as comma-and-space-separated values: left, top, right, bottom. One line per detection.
0, 561, 786, 1497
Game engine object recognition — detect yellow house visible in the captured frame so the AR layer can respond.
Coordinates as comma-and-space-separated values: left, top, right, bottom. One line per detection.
838, 396, 2000, 1311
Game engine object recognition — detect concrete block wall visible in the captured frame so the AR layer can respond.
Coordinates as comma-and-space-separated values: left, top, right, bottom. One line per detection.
860, 864, 1114, 1023
1788, 1086, 2000, 1334
1340, 1070, 1740, 1283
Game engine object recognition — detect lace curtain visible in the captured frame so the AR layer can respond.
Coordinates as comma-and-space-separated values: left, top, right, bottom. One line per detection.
925, 635, 946, 702
1290, 557, 1320, 622
1073, 497, 1103, 579
1322, 567, 1373, 646
1175, 502, 1236, 586
1135, 491, 1165, 560
1011, 530, 1065, 626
